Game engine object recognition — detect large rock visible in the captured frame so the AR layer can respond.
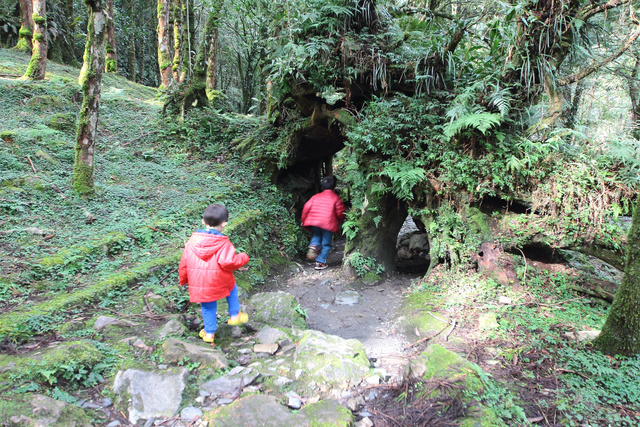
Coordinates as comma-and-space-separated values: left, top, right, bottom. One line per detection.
294, 330, 370, 389
5, 394, 93, 426
162, 338, 227, 369
248, 291, 307, 329
200, 366, 260, 399
112, 367, 189, 424
404, 345, 507, 426
204, 394, 352, 426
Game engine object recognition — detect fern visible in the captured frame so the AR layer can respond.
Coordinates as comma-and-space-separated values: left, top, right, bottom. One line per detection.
443, 112, 502, 138
377, 160, 427, 201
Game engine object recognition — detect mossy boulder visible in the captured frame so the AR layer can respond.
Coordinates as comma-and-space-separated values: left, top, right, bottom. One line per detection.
47, 113, 76, 132
247, 291, 307, 329
398, 292, 448, 340
0, 394, 93, 426
25, 95, 71, 112
293, 330, 370, 391
405, 345, 504, 426
204, 394, 353, 426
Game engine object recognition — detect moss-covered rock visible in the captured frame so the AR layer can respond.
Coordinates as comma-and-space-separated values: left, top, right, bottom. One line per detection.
248, 291, 307, 329
204, 394, 353, 426
405, 345, 506, 426
0, 394, 93, 426
293, 329, 370, 390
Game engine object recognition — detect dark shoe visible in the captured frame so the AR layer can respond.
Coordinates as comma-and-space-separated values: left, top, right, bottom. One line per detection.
306, 245, 320, 261
315, 261, 328, 270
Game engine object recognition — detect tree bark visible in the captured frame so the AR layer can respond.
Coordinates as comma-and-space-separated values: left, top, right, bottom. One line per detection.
172, 0, 184, 83
23, 0, 47, 80
105, 0, 117, 72
181, 4, 223, 114
594, 197, 640, 356
128, 37, 136, 82
16, 0, 33, 53
73, 0, 107, 196
157, 0, 174, 89
343, 187, 408, 276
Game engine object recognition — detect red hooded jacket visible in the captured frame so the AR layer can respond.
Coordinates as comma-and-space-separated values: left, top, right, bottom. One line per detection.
178, 231, 249, 302
301, 189, 346, 233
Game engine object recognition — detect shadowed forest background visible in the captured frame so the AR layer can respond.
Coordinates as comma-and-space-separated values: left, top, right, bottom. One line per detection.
2, 0, 640, 425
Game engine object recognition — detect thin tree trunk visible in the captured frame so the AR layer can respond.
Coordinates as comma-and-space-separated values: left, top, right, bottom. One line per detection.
205, 0, 223, 92
157, 0, 173, 89
16, 0, 33, 53
629, 54, 640, 140
138, 36, 145, 83
23, 0, 47, 80
73, 0, 107, 196
594, 197, 640, 356
128, 37, 136, 82
105, 0, 117, 72
172, 0, 183, 83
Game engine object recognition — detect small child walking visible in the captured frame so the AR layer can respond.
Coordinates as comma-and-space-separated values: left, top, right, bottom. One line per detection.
179, 204, 250, 344
301, 176, 346, 270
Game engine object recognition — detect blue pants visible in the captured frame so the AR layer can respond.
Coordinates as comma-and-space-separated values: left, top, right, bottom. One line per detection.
309, 226, 333, 264
200, 284, 240, 334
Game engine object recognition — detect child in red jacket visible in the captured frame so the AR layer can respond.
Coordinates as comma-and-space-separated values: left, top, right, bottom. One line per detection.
179, 204, 249, 344
301, 176, 346, 270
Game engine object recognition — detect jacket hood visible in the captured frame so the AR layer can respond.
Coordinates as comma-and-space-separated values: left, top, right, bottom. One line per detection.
188, 232, 229, 261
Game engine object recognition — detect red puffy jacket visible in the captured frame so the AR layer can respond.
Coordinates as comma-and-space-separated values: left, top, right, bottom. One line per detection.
178, 232, 249, 302
301, 189, 346, 233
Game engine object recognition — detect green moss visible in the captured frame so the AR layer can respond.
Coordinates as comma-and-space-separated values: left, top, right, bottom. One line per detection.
301, 399, 353, 426
0, 251, 182, 340
47, 113, 76, 131
18, 27, 32, 38
105, 58, 117, 73
72, 159, 94, 196
0, 131, 16, 142
32, 13, 46, 25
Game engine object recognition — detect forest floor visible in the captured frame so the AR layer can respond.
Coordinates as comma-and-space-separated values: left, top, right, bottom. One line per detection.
262, 237, 636, 426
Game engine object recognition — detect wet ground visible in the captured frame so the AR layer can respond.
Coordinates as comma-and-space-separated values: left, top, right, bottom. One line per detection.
261, 238, 421, 382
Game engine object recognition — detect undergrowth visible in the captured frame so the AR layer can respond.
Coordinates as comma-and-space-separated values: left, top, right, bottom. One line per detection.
410, 264, 640, 425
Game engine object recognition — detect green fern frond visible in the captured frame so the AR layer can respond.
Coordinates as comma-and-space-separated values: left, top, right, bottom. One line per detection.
443, 112, 502, 138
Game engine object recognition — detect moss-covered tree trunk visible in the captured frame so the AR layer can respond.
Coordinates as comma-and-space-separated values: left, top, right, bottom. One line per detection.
181, 4, 222, 115
157, 0, 173, 89
205, 0, 223, 93
594, 198, 640, 356
73, 0, 107, 196
343, 186, 407, 276
23, 0, 47, 80
16, 0, 33, 53
104, 0, 117, 72
127, 37, 136, 82
172, 0, 184, 83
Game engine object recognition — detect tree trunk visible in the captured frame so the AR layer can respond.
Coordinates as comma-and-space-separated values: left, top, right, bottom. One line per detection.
138, 35, 145, 83
205, 20, 219, 92
16, 0, 33, 53
23, 0, 47, 80
594, 197, 640, 356
629, 54, 640, 140
205, 0, 223, 93
157, 0, 173, 89
172, 0, 184, 83
105, 0, 117, 72
181, 4, 223, 114
73, 0, 107, 196
128, 37, 136, 82
343, 188, 408, 276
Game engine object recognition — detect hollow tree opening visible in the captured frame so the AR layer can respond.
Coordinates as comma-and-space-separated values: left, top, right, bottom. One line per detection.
396, 216, 431, 275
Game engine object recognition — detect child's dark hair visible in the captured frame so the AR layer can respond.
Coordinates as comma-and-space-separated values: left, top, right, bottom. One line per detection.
203, 204, 229, 227
320, 176, 337, 190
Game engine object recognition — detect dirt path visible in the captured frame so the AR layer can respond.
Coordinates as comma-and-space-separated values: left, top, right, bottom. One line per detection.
262, 238, 421, 382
